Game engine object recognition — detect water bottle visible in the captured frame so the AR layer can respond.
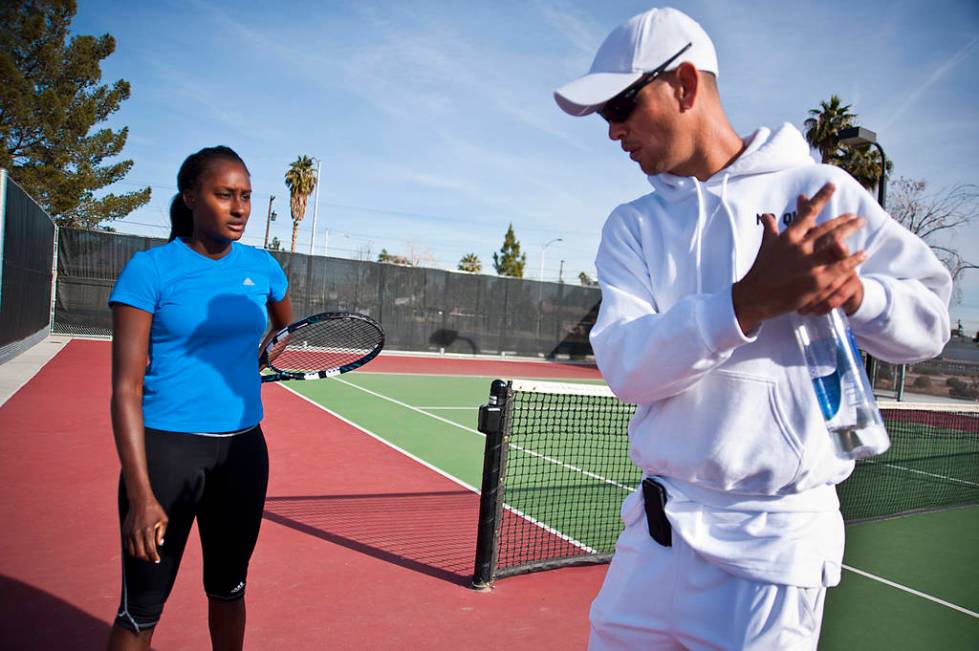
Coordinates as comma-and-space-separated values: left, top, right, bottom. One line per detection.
792, 308, 890, 460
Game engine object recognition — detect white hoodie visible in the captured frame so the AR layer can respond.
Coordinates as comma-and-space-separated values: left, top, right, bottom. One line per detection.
591, 123, 952, 587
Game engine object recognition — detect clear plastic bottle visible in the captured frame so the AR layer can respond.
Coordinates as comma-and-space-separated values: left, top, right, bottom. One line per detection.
792, 308, 890, 460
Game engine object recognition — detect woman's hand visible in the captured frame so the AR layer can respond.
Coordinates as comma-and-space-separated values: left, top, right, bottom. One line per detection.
123, 495, 169, 563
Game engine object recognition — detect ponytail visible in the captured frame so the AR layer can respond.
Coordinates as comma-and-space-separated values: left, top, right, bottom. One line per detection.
169, 145, 249, 242
168, 193, 194, 242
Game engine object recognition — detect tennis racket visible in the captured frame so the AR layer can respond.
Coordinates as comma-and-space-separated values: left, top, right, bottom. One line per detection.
260, 312, 384, 383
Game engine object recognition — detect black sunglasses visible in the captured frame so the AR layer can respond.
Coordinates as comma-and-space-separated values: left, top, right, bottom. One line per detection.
598, 42, 693, 124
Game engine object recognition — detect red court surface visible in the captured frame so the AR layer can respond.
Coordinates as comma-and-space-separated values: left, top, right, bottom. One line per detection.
0, 340, 606, 650
366, 354, 601, 379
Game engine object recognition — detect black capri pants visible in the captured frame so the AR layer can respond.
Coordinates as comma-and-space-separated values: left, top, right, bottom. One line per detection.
115, 425, 269, 633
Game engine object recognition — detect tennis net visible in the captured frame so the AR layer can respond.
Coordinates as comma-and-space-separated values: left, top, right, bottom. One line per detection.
471, 379, 979, 588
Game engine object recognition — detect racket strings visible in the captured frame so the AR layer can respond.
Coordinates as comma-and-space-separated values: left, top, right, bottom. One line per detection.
267, 319, 382, 373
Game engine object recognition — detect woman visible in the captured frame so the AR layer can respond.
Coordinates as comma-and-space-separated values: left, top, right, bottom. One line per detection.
107, 146, 292, 650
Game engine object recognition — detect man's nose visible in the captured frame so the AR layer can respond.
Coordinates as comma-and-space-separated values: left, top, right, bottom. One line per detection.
608, 121, 626, 141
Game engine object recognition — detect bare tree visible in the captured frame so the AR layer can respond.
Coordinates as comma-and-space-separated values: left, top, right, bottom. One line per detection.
889, 177, 979, 303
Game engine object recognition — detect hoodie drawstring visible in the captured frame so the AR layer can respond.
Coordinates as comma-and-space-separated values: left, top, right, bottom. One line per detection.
693, 179, 706, 294
693, 174, 739, 293
719, 173, 739, 282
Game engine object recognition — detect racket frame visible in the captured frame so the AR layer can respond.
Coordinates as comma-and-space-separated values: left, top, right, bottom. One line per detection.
260, 312, 384, 383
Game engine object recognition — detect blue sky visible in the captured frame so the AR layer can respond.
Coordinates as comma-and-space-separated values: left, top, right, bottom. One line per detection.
73, 1, 979, 330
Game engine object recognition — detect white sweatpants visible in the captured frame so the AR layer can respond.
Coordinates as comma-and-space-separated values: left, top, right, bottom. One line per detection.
589, 517, 826, 650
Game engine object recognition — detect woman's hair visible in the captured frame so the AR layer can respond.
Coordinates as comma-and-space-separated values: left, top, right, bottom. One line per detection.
168, 146, 249, 241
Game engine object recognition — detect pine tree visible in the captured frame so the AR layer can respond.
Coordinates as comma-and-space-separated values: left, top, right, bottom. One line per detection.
492, 223, 526, 277
0, 0, 150, 227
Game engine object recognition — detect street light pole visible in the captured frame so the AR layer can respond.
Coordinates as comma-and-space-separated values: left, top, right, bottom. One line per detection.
836, 126, 887, 209
536, 238, 563, 346
871, 142, 887, 208
308, 159, 322, 256
835, 126, 893, 396
540, 237, 563, 282
263, 195, 275, 249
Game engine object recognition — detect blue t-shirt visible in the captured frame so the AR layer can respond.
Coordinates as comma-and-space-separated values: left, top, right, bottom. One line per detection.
109, 238, 288, 433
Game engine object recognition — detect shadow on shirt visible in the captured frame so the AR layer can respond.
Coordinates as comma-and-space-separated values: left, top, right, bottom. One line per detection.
183, 292, 268, 428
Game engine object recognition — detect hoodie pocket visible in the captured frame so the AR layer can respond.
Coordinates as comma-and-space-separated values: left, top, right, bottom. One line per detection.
635, 368, 804, 493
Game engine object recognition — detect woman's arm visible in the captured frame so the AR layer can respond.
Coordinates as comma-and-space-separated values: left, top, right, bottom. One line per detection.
259, 296, 294, 358
111, 304, 168, 563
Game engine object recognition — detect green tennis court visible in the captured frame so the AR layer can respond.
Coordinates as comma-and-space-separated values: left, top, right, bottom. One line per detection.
288, 370, 979, 650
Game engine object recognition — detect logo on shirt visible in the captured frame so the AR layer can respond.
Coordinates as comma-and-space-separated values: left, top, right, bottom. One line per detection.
242, 277, 255, 286
756, 211, 798, 227
231, 581, 245, 594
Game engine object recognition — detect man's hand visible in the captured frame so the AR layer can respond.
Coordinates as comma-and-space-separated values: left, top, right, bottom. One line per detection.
732, 183, 866, 333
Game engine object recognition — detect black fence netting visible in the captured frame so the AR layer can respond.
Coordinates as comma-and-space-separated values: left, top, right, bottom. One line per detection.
53, 229, 601, 357
0, 172, 56, 360
54, 229, 162, 337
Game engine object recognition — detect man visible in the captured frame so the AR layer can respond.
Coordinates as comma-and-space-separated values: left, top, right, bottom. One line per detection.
554, 7, 951, 650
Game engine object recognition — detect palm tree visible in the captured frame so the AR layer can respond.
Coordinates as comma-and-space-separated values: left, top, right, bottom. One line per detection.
804, 95, 892, 194
457, 253, 481, 273
284, 155, 318, 253
804, 95, 855, 165
844, 145, 893, 192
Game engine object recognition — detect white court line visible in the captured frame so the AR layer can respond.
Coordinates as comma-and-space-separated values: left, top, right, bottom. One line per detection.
841, 564, 979, 619
415, 406, 478, 410
305, 379, 979, 619
276, 383, 479, 494
335, 377, 632, 492
863, 459, 979, 488
335, 377, 484, 439
331, 377, 628, 551
499, 503, 598, 554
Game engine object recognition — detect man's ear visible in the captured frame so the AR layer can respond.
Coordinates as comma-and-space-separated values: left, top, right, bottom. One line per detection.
674, 62, 699, 111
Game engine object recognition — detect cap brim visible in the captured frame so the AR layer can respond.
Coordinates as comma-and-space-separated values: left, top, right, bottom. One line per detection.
554, 71, 643, 116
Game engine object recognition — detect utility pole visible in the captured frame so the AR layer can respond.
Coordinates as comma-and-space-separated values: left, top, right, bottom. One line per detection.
264, 195, 275, 248
309, 159, 322, 255
559, 259, 565, 283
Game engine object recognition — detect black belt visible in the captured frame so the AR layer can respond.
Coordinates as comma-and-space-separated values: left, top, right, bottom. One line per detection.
641, 477, 673, 547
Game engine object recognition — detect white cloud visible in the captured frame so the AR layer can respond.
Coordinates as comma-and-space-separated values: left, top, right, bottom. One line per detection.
882, 34, 979, 131
532, 0, 604, 58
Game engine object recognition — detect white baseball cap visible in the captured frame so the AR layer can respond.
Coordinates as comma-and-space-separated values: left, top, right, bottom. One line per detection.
554, 7, 718, 116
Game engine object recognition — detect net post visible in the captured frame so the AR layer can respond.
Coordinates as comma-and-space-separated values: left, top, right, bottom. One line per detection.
472, 378, 510, 590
